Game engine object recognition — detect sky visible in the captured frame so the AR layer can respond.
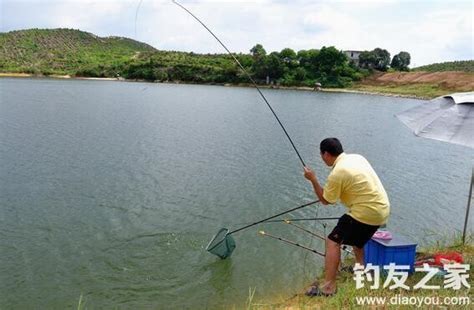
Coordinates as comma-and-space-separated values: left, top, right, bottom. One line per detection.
1, 0, 472, 67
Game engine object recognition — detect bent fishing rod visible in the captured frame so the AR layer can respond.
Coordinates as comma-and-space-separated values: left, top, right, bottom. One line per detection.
172, 0, 306, 167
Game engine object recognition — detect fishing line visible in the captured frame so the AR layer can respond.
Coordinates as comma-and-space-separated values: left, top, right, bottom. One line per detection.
172, 0, 306, 167
285, 220, 353, 256
135, 0, 144, 39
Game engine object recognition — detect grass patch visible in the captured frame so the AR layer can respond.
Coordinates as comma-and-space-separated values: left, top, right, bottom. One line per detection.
77, 293, 85, 310
348, 83, 450, 99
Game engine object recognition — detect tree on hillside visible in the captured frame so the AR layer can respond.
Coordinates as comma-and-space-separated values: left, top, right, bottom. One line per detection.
296, 49, 311, 67
359, 50, 376, 69
373, 48, 391, 71
313, 46, 347, 73
250, 43, 268, 79
297, 49, 319, 78
280, 48, 296, 61
293, 67, 307, 82
236, 53, 253, 68
250, 44, 266, 58
266, 51, 285, 80
312, 46, 354, 87
359, 48, 391, 71
391, 51, 411, 71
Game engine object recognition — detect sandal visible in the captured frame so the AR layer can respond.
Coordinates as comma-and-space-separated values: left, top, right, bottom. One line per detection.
305, 284, 336, 297
304, 281, 319, 296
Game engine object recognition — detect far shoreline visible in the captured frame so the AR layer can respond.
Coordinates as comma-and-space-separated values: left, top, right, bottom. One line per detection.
0, 72, 430, 100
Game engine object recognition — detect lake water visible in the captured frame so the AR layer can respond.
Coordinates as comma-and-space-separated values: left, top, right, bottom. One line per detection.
0, 78, 472, 309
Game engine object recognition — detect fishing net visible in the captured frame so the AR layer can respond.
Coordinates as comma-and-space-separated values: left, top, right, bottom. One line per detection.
206, 228, 236, 259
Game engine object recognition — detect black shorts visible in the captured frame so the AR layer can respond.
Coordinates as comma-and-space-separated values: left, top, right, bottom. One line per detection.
328, 214, 379, 248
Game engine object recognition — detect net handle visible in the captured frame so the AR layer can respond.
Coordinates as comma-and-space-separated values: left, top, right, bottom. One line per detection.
262, 217, 339, 223
228, 200, 319, 235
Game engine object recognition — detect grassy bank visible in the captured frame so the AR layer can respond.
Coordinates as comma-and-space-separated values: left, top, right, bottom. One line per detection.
248, 236, 473, 309
346, 83, 442, 100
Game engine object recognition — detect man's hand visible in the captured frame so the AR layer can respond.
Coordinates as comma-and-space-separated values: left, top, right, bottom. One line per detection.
303, 166, 317, 182
304, 166, 329, 205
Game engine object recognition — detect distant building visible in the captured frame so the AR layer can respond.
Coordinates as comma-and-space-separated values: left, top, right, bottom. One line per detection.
344, 50, 363, 66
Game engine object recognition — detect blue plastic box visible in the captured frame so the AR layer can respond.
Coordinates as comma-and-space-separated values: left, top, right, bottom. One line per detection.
364, 234, 417, 273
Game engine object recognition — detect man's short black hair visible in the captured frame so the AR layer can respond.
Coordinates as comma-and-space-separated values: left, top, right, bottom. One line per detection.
320, 138, 344, 156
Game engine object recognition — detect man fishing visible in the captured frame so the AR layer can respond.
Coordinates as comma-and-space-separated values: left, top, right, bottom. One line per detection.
303, 137, 390, 296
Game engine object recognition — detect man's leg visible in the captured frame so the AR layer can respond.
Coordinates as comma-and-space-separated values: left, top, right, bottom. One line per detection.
322, 238, 340, 294
353, 246, 364, 265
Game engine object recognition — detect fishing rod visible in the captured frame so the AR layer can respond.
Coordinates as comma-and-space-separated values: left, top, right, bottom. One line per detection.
172, 0, 306, 167
263, 217, 339, 223
259, 229, 354, 275
284, 220, 353, 255
284, 220, 326, 241
259, 230, 325, 257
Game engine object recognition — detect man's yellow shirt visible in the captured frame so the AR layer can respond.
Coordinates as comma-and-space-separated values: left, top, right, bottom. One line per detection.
322, 153, 390, 226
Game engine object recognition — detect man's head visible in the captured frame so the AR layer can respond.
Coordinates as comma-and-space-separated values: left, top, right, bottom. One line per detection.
320, 138, 343, 166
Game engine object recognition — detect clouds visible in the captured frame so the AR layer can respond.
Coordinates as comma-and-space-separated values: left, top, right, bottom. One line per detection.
409, 7, 473, 64
52, 1, 131, 31
1, 0, 472, 66
1, 0, 134, 37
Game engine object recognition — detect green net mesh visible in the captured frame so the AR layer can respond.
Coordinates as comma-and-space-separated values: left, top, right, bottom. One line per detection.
206, 228, 236, 259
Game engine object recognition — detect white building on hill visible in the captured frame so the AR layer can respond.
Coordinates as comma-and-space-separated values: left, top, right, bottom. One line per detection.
344, 50, 363, 66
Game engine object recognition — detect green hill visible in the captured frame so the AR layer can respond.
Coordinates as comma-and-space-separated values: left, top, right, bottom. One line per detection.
0, 28, 243, 81
0, 28, 363, 87
413, 60, 474, 72
0, 28, 156, 76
